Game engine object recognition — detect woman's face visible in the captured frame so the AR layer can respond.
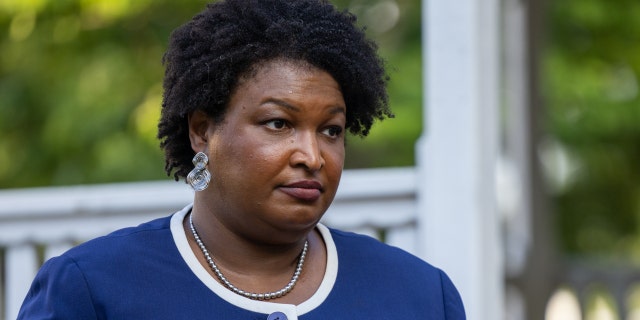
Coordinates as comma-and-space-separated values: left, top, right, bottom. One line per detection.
195, 60, 346, 244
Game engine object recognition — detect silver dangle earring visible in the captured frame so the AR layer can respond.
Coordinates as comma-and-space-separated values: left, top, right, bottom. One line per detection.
187, 152, 211, 191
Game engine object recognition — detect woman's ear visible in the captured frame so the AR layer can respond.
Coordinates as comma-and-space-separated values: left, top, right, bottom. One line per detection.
188, 110, 213, 152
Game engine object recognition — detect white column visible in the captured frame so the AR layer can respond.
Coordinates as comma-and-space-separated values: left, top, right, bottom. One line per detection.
5, 244, 39, 320
417, 0, 503, 319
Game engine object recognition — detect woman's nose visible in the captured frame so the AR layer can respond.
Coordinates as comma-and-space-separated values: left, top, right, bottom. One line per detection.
289, 132, 324, 172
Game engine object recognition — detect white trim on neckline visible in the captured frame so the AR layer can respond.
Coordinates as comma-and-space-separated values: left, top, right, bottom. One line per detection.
170, 204, 338, 318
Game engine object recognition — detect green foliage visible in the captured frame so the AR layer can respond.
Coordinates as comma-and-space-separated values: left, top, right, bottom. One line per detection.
342, 0, 423, 168
544, 0, 640, 258
0, 0, 423, 188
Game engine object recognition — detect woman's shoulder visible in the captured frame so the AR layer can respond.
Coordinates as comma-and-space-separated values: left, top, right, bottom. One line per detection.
32, 214, 179, 296
325, 227, 466, 318
329, 228, 430, 267
328, 227, 449, 282
18, 213, 189, 319
61, 214, 174, 263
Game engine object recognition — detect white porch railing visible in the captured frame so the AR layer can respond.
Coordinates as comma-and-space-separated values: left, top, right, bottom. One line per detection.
0, 167, 418, 320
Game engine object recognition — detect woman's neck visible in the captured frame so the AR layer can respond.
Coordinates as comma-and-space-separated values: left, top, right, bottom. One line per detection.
185, 202, 327, 304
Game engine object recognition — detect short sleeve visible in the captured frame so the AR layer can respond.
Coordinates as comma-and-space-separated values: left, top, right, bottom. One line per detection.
439, 270, 466, 320
18, 255, 98, 320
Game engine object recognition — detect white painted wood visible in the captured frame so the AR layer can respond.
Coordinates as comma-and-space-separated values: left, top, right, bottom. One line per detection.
5, 244, 38, 320
323, 198, 415, 227
0, 181, 193, 218
0, 213, 171, 245
0, 270, 2, 320
419, 0, 504, 319
387, 225, 418, 256
502, 0, 533, 278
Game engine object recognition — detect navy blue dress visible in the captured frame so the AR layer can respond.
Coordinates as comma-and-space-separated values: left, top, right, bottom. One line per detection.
19, 205, 465, 319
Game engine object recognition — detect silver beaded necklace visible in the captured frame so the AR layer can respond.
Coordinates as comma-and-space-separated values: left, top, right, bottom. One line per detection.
188, 213, 309, 300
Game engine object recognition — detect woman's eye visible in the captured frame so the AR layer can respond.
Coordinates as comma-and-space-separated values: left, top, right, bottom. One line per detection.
265, 119, 287, 130
322, 126, 343, 138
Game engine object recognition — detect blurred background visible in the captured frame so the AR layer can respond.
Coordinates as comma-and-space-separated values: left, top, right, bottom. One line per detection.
0, 0, 639, 319
0, 0, 423, 188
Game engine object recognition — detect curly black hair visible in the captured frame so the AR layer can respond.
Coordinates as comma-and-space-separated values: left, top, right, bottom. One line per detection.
158, 0, 393, 181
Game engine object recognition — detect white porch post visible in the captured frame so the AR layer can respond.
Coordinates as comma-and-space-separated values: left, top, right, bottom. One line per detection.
417, 0, 504, 319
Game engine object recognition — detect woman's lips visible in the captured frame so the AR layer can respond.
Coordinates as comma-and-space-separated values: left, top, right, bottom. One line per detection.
280, 180, 322, 202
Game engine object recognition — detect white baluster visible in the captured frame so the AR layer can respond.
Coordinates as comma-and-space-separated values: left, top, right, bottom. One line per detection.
5, 244, 38, 320
386, 225, 418, 256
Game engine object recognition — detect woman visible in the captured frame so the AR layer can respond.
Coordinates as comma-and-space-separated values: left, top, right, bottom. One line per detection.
19, 0, 465, 319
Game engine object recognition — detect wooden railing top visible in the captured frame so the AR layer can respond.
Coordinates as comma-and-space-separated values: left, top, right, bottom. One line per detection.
0, 167, 417, 245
